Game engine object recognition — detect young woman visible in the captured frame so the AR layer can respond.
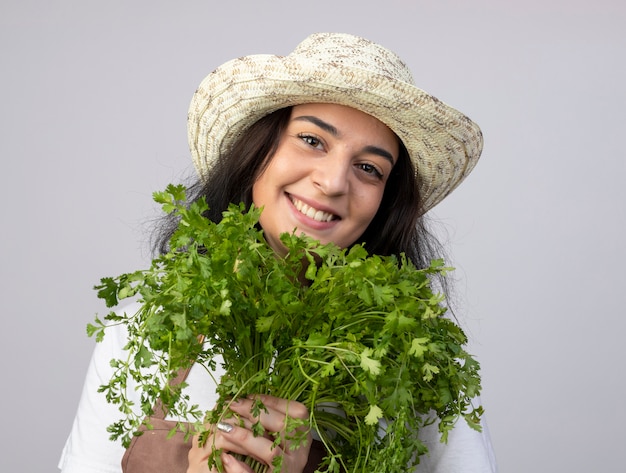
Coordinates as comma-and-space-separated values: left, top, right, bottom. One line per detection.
59, 33, 497, 473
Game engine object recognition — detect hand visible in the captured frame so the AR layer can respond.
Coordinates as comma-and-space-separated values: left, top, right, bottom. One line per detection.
187, 395, 312, 473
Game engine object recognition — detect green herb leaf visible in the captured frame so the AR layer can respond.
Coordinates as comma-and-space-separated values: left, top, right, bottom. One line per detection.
89, 185, 484, 472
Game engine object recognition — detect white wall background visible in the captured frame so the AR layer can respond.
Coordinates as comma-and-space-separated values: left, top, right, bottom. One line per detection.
1, 1, 624, 471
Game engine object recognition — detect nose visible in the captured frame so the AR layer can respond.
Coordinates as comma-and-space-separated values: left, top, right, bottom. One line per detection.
311, 152, 350, 196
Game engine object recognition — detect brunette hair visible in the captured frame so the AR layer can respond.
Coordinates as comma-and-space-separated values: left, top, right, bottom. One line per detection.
153, 107, 447, 275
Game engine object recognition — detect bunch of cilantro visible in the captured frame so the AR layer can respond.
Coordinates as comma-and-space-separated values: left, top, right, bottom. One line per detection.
88, 184, 483, 473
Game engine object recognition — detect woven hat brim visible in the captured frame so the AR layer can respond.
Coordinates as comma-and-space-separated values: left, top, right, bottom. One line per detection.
188, 54, 483, 214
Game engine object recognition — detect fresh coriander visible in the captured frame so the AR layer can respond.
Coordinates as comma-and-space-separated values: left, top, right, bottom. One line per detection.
88, 184, 483, 473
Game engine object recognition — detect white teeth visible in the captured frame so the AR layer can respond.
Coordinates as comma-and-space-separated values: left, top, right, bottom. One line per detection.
291, 197, 335, 222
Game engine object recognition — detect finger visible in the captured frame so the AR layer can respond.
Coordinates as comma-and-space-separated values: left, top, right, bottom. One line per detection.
225, 415, 275, 442
210, 421, 311, 472
228, 397, 312, 459
251, 395, 309, 420
220, 452, 254, 473
216, 421, 281, 457
229, 396, 309, 433
188, 431, 220, 473
189, 426, 271, 472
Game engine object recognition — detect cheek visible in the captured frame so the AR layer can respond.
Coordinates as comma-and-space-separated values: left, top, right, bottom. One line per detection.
359, 187, 385, 222
251, 160, 280, 206
251, 175, 264, 205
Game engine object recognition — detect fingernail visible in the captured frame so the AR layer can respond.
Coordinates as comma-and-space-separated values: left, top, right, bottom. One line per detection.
216, 421, 233, 433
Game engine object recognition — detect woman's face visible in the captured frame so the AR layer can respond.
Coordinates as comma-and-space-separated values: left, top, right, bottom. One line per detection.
252, 103, 399, 254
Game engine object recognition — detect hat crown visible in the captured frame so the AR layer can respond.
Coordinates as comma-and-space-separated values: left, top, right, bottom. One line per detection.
189, 32, 482, 215
288, 33, 415, 85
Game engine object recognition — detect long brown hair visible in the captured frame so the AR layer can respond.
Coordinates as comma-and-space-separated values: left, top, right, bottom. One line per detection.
153, 107, 448, 275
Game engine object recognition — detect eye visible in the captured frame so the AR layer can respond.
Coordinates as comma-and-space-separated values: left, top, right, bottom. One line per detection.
298, 134, 323, 149
357, 163, 384, 179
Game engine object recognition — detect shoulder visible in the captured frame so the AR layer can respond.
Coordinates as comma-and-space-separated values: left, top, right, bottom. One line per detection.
416, 404, 498, 473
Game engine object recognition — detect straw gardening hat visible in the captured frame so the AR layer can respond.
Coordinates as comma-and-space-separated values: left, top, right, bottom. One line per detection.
188, 32, 483, 213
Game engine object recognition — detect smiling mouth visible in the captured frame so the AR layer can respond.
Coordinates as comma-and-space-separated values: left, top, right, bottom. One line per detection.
290, 196, 338, 222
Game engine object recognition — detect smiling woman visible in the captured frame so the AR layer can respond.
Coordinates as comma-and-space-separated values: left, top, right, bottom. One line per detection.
59, 33, 497, 473
252, 104, 399, 254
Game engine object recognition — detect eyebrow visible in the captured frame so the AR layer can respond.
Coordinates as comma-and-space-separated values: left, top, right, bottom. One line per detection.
292, 115, 396, 165
293, 115, 339, 136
